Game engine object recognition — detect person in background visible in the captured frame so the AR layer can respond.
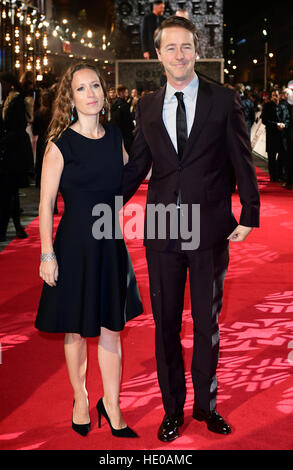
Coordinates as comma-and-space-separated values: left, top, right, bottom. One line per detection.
141, 1, 165, 59
283, 83, 293, 189
110, 85, 134, 153
107, 87, 117, 105
20, 71, 36, 178
129, 89, 139, 122
235, 83, 255, 138
20, 71, 35, 124
106, 87, 117, 122
0, 72, 33, 241
33, 89, 54, 189
261, 90, 290, 183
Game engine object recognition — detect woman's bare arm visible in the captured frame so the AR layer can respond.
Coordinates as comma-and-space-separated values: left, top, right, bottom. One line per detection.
39, 141, 64, 286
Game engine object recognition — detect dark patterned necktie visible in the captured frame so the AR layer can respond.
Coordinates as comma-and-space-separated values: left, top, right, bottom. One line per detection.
175, 92, 187, 160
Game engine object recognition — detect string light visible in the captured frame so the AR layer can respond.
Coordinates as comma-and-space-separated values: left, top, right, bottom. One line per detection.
43, 32, 48, 48
0, 1, 113, 78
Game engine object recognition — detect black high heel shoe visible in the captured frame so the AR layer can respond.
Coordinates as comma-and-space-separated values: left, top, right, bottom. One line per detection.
96, 398, 138, 438
72, 400, 91, 437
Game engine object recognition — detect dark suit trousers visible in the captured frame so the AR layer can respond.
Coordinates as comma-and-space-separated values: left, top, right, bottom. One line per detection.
146, 241, 229, 415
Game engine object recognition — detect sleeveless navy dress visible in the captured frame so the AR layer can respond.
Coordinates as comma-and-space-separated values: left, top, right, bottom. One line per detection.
35, 125, 143, 337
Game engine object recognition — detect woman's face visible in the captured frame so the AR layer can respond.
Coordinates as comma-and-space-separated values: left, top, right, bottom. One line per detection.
71, 68, 104, 117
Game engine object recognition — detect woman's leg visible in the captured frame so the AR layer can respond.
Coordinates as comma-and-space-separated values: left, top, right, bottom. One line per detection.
64, 333, 90, 425
98, 327, 126, 429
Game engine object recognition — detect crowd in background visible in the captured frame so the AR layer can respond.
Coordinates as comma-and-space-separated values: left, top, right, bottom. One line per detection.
0, 68, 292, 243
225, 81, 293, 189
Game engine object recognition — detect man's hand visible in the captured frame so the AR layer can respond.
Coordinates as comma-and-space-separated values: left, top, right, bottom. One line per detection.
143, 51, 150, 60
228, 225, 253, 242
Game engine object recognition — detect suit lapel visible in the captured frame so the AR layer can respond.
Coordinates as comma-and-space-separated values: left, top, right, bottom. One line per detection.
182, 76, 213, 161
148, 84, 178, 162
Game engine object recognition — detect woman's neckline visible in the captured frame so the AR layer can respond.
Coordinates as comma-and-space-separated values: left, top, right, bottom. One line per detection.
68, 125, 106, 141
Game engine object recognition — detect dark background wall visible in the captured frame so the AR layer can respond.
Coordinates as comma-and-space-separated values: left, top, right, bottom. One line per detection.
114, 0, 224, 59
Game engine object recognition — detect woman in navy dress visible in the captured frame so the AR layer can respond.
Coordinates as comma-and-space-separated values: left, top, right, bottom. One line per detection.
35, 63, 143, 437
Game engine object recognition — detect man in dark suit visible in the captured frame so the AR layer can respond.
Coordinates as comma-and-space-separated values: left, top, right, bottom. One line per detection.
110, 84, 134, 154
141, 1, 165, 59
123, 16, 260, 442
261, 89, 290, 183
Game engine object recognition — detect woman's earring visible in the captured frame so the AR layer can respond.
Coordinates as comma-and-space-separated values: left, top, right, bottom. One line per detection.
71, 105, 75, 122
101, 107, 105, 116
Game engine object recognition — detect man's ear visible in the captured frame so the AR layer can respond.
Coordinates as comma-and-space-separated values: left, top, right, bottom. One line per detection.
155, 48, 161, 61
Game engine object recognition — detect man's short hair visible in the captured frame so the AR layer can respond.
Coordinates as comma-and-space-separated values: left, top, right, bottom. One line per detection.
154, 15, 199, 51
117, 84, 128, 94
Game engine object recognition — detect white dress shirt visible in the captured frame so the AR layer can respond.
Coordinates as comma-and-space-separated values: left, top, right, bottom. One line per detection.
162, 73, 199, 153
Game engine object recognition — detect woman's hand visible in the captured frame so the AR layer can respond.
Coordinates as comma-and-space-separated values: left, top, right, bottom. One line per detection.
39, 259, 59, 287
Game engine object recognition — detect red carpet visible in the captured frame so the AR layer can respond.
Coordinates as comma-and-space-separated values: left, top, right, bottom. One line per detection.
0, 168, 293, 450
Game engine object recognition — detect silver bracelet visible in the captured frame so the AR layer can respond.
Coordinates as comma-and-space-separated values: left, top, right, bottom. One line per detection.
40, 252, 56, 262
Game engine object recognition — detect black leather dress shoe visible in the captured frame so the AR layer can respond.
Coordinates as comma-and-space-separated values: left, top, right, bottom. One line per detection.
158, 413, 184, 442
193, 407, 231, 435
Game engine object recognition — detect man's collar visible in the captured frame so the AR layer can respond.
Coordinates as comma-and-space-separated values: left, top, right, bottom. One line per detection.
165, 73, 199, 103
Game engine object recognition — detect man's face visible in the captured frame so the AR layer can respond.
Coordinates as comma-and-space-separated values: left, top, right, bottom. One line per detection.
154, 3, 165, 16
108, 88, 116, 99
271, 91, 279, 104
156, 27, 196, 87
